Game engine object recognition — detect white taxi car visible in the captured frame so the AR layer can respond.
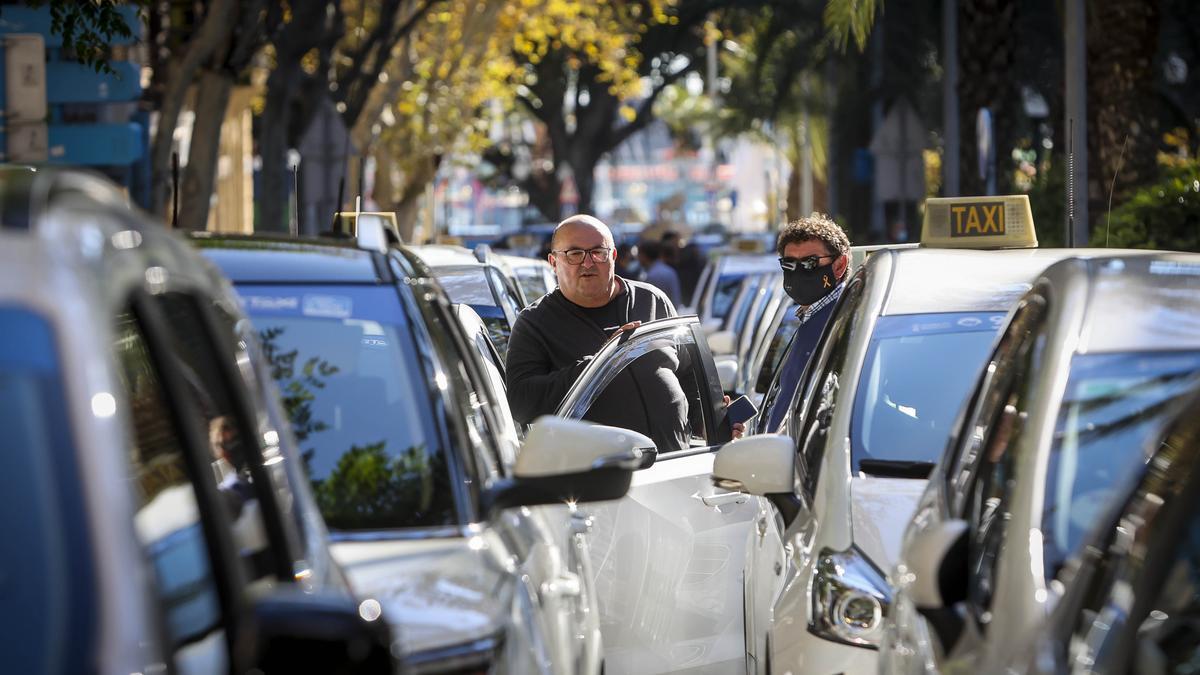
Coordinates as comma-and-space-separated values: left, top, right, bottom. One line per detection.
883, 253, 1200, 674
712, 196, 1141, 674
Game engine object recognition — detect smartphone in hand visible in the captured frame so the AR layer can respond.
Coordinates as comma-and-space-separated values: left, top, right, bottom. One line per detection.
726, 394, 758, 426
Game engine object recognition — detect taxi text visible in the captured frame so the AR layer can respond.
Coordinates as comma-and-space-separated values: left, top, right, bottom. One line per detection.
950, 202, 1006, 237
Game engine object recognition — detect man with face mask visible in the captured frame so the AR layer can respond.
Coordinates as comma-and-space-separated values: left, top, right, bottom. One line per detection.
763, 213, 851, 432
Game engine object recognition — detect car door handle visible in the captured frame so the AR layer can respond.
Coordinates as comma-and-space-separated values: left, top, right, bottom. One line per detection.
542, 572, 582, 598
700, 491, 749, 508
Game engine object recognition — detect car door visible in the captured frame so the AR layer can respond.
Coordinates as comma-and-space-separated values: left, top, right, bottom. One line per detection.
555, 317, 754, 674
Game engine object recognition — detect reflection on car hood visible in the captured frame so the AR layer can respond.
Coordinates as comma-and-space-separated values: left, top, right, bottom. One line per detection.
332, 534, 515, 657
850, 476, 928, 574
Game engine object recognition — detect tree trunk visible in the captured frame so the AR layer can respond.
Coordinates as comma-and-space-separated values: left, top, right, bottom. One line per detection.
149, 0, 236, 219
258, 64, 300, 233
957, 0, 1017, 196
178, 70, 234, 231
1087, 0, 1160, 220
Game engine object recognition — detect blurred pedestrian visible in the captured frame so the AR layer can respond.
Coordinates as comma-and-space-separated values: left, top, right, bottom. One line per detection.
637, 240, 682, 306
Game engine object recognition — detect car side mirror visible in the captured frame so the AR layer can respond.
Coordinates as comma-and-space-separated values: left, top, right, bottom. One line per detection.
901, 518, 969, 650
707, 329, 736, 355
715, 355, 738, 393
712, 434, 803, 526
482, 417, 653, 516
251, 589, 394, 674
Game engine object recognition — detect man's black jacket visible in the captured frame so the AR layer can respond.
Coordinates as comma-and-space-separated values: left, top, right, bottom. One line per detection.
504, 277, 687, 451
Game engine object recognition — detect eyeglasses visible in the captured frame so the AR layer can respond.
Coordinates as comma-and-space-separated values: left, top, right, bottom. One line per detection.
778, 254, 835, 271
554, 246, 613, 265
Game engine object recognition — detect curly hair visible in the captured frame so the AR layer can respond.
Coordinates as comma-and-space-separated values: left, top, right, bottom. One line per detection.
775, 213, 850, 258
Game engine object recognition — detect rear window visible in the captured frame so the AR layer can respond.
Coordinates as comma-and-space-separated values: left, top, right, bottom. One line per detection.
235, 285, 458, 531
0, 307, 94, 672
851, 312, 1005, 470
1042, 351, 1200, 578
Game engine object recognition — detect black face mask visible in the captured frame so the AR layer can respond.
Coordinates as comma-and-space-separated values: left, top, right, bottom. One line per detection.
783, 262, 838, 306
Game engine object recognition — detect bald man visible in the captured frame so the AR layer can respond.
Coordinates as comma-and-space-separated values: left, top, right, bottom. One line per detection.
504, 215, 688, 451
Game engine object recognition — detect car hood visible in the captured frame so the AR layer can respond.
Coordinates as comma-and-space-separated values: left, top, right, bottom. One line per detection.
850, 476, 928, 574
332, 535, 515, 657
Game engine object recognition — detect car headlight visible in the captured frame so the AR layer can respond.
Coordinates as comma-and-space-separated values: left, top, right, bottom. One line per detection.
809, 545, 892, 649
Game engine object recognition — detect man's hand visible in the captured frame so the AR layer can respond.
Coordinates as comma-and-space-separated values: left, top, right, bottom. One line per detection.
605, 320, 641, 346
723, 394, 746, 440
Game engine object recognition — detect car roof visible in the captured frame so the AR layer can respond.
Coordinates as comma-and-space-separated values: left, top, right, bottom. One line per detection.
498, 253, 549, 270
1077, 254, 1200, 353
715, 253, 777, 276
411, 244, 481, 268
879, 247, 1150, 316
191, 233, 385, 283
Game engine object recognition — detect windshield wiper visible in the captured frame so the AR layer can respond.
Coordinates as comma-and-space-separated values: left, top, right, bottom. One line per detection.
858, 459, 936, 479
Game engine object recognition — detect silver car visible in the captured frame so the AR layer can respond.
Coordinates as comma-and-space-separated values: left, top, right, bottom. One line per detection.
0, 167, 392, 674
884, 253, 1200, 674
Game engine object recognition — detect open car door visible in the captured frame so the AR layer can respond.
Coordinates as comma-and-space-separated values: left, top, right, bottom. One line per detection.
555, 317, 757, 674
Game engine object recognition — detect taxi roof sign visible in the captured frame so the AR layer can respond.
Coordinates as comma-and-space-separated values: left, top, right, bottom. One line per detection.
920, 195, 1038, 249
732, 237, 767, 253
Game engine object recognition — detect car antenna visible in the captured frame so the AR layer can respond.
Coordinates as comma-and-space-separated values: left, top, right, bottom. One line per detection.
1104, 134, 1131, 248
290, 160, 300, 237
171, 151, 180, 228
1067, 118, 1075, 248
332, 174, 346, 234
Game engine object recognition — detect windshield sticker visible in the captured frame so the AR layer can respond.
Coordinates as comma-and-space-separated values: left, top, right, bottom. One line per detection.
361, 336, 389, 349
1150, 260, 1200, 277
303, 294, 353, 319
242, 295, 300, 312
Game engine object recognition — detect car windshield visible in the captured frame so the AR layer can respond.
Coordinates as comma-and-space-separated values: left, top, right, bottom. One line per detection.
235, 285, 457, 531
851, 312, 1006, 470
0, 307, 93, 673
433, 268, 513, 357
1042, 351, 1200, 579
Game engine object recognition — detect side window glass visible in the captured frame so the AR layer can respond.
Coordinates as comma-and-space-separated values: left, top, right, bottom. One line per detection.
211, 303, 310, 572
791, 278, 863, 498
111, 309, 228, 670
150, 293, 277, 588
960, 296, 1048, 624
576, 330, 713, 454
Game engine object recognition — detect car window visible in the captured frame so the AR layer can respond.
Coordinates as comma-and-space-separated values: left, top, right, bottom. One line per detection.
235, 284, 458, 531
148, 293, 279, 588
788, 276, 865, 498
208, 302, 313, 577
724, 275, 763, 335
0, 307, 95, 674
565, 325, 716, 454
111, 307, 229, 672
711, 273, 746, 321
1042, 350, 1200, 579
850, 312, 1004, 470
958, 297, 1049, 625
435, 268, 496, 306
489, 266, 524, 315
755, 308, 798, 395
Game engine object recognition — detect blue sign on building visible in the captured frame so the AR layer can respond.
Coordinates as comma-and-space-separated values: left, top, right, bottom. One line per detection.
0, 4, 148, 205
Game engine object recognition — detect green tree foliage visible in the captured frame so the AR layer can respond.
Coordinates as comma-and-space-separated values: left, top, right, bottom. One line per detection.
1090, 160, 1200, 251
313, 442, 448, 530
23, 0, 141, 73
257, 326, 337, 447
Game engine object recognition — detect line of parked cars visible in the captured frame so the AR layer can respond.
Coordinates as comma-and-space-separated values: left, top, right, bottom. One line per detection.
13, 166, 1200, 675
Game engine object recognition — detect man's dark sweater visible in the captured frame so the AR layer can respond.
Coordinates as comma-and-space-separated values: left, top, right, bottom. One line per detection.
764, 296, 840, 432
505, 277, 685, 451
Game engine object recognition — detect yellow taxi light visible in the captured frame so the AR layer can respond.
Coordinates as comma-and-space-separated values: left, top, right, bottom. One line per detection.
334, 211, 400, 237
436, 235, 464, 246
508, 233, 536, 248
920, 195, 1037, 249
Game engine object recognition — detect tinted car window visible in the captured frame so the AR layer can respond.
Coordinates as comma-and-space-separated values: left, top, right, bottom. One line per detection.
236, 284, 457, 531
711, 274, 746, 321
434, 268, 513, 358
111, 309, 227, 666
725, 275, 763, 335
755, 309, 798, 395
1042, 351, 1200, 579
0, 308, 95, 674
850, 312, 1004, 470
